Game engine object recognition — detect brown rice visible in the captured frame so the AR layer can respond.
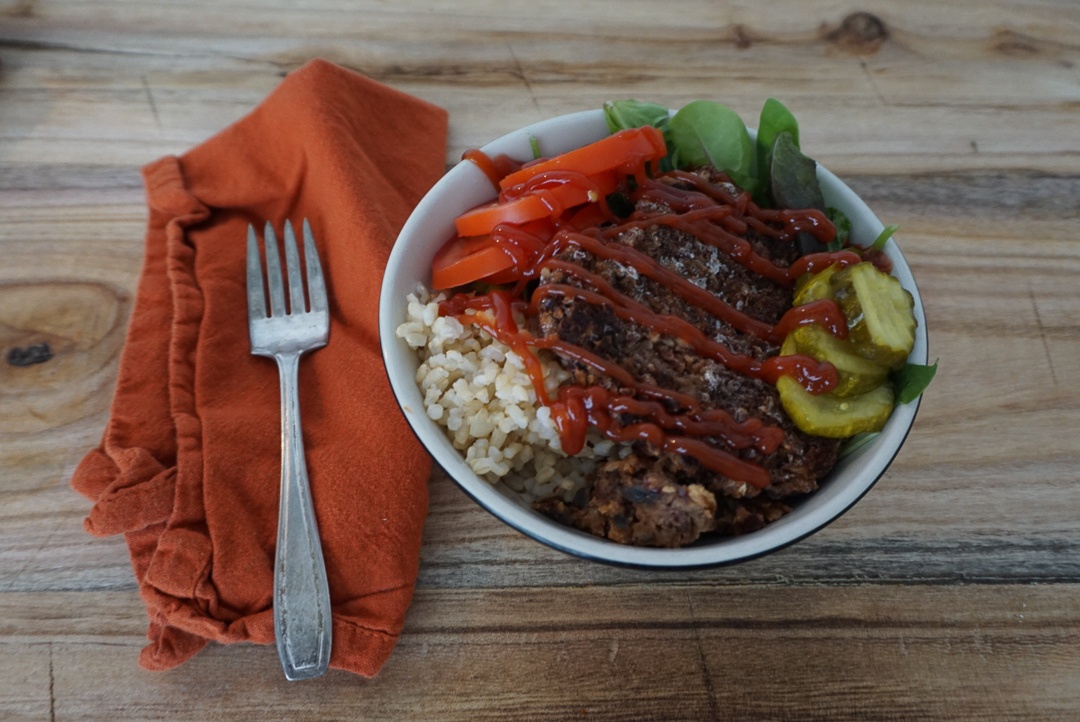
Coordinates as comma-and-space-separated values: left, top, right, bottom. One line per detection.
397, 286, 627, 502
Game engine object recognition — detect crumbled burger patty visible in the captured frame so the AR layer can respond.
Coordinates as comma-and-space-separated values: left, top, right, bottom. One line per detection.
532, 173, 842, 547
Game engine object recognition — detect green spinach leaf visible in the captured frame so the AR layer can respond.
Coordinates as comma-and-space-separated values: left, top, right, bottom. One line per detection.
603, 99, 674, 171
756, 98, 799, 195
891, 360, 938, 404
668, 100, 755, 192
769, 131, 824, 212
603, 99, 670, 134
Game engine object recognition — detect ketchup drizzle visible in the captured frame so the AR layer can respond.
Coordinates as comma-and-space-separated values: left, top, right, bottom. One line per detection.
438, 165, 853, 487
462, 149, 521, 188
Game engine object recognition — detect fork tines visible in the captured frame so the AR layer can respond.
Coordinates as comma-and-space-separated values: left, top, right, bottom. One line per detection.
246, 219, 329, 358
246, 219, 328, 319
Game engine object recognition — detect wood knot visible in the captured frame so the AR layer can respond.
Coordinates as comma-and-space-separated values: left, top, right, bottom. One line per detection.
0, 281, 128, 433
824, 12, 889, 55
731, 24, 754, 50
7, 343, 53, 367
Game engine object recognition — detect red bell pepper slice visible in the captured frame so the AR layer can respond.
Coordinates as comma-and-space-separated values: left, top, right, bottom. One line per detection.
497, 126, 666, 190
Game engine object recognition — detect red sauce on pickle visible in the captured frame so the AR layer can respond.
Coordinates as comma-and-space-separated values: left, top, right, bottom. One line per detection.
448, 154, 858, 488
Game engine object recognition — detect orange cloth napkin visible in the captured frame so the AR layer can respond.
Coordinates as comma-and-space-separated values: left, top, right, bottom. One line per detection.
71, 59, 447, 676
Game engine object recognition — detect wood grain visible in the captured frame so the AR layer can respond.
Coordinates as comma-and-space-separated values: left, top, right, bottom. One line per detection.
1, 0, 1079, 718
3, 585, 1078, 721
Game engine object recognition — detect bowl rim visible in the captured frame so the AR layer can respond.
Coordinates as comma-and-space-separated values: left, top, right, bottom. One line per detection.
379, 108, 928, 568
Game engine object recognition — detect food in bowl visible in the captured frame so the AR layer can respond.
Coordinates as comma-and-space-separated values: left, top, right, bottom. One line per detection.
394, 99, 934, 549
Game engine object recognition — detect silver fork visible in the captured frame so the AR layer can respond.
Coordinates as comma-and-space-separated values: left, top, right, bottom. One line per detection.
246, 219, 332, 681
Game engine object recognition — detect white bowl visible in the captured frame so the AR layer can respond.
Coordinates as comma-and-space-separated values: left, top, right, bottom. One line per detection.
379, 109, 928, 568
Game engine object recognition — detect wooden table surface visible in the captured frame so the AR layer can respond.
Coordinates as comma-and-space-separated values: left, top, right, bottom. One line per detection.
2, 1, 1079, 719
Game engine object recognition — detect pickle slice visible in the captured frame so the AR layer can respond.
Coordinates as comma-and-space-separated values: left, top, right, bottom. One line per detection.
780, 332, 797, 357
789, 325, 889, 397
776, 377, 895, 438
831, 262, 917, 369
793, 263, 841, 306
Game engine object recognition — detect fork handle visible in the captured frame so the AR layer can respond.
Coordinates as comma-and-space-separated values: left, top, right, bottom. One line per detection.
273, 351, 333, 681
